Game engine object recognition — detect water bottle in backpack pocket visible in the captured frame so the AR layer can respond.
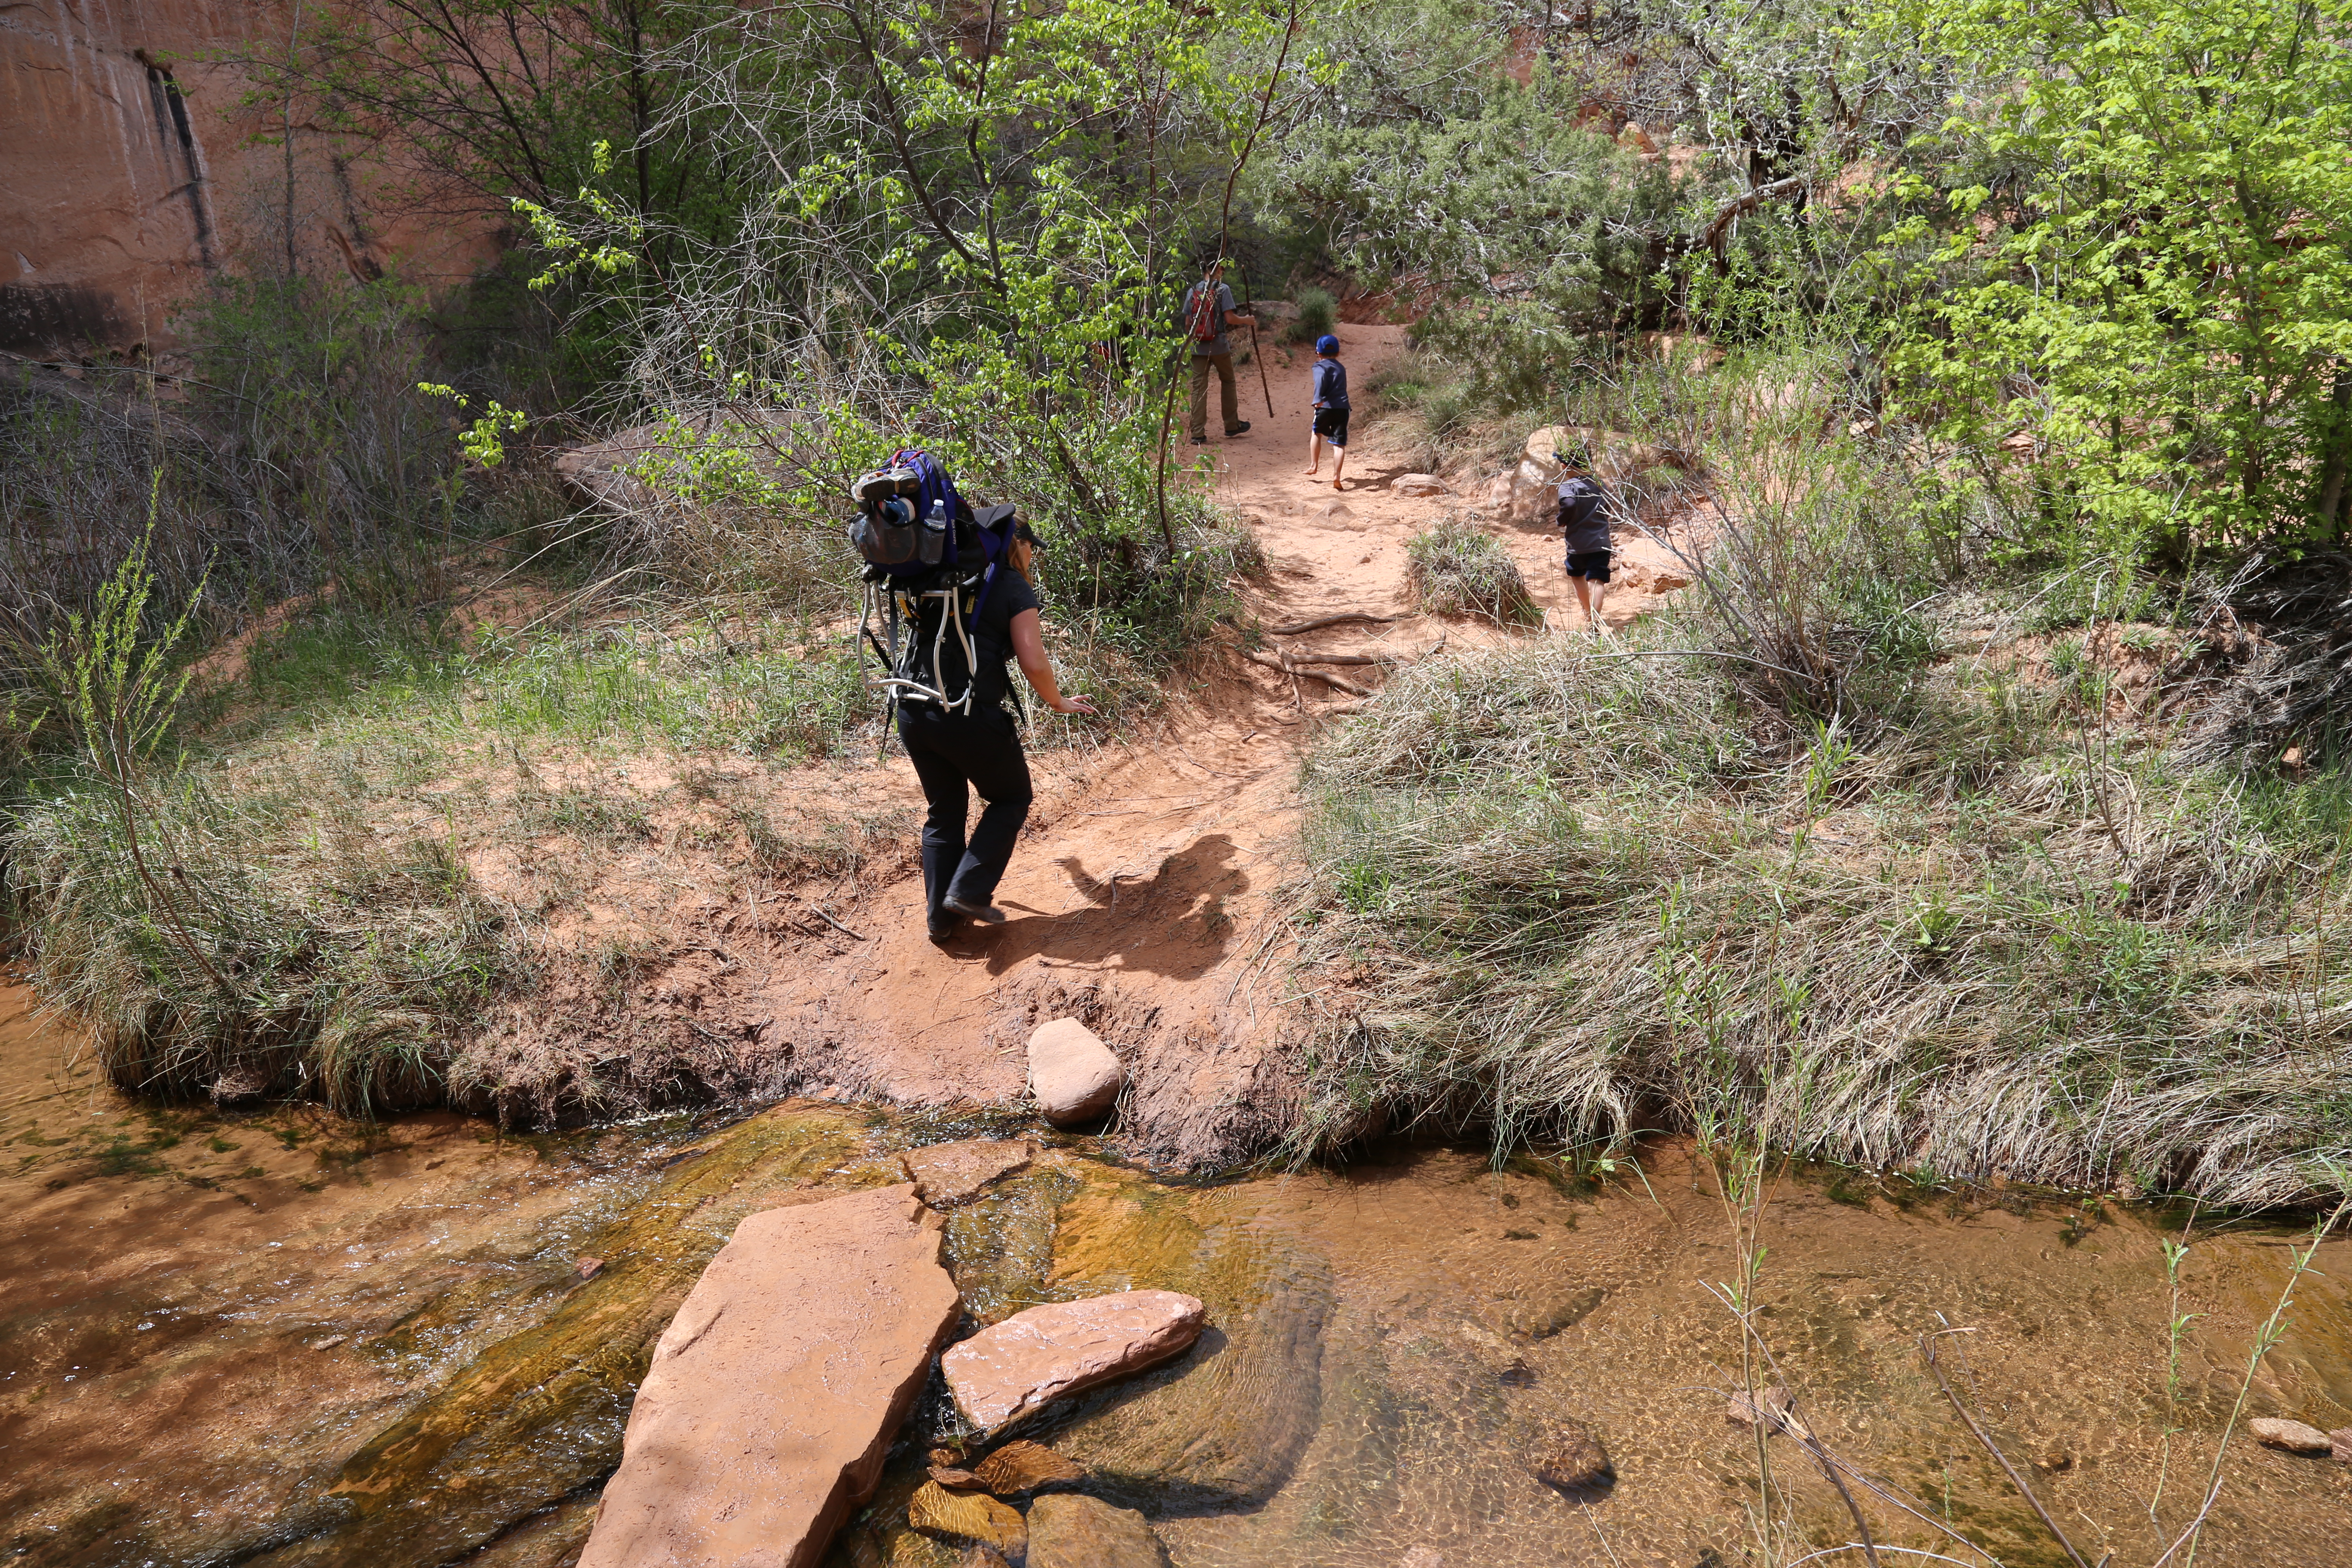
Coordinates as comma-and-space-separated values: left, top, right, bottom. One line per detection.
916, 499, 949, 567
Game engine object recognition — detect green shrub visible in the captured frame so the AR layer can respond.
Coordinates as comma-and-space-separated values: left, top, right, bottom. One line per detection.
1286, 288, 1338, 344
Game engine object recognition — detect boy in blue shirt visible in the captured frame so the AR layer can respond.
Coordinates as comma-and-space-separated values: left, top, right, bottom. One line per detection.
1303, 334, 1349, 490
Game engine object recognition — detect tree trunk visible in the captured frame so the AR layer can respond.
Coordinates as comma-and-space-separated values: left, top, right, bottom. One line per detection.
2319, 362, 2352, 541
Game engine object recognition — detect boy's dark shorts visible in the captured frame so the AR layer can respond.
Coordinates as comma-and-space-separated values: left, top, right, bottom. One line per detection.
1565, 549, 1613, 583
1312, 407, 1350, 448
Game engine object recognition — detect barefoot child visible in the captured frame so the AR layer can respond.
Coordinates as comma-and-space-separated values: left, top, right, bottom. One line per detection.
1556, 442, 1619, 630
1303, 334, 1349, 490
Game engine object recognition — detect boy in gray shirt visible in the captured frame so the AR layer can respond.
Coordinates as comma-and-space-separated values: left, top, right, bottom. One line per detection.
1555, 443, 1620, 629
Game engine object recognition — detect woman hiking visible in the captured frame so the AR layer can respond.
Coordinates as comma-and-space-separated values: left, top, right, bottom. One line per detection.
895, 521, 1094, 946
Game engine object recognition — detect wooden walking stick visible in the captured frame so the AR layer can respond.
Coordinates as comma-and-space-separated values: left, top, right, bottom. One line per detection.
1240, 263, 1275, 419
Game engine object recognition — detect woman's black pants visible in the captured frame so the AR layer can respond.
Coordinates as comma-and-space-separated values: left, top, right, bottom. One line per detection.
896, 703, 1033, 933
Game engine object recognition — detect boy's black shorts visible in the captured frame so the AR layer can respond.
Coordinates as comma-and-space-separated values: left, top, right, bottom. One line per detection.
1312, 407, 1349, 448
1565, 549, 1613, 583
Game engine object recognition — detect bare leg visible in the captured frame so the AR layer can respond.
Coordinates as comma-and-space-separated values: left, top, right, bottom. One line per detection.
1304, 430, 1321, 475
1571, 573, 1595, 627
1590, 580, 1609, 628
1331, 445, 1348, 490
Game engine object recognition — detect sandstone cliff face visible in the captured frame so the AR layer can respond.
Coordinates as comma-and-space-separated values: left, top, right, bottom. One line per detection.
0, 0, 493, 355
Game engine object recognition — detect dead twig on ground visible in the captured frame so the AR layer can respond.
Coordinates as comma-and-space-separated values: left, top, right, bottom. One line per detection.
1264, 612, 1403, 634
1244, 649, 1374, 696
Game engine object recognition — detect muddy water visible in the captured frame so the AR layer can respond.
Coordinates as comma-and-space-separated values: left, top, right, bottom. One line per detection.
4, 981, 2348, 1568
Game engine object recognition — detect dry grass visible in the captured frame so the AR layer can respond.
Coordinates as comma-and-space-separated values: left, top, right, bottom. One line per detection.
1287, 623, 2352, 1207
1406, 516, 1543, 625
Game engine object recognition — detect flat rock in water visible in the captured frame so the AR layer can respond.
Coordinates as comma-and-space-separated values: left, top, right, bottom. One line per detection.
1392, 472, 1451, 497
943, 1289, 1206, 1430
2249, 1417, 2333, 1455
1530, 1420, 1615, 1496
902, 1138, 1034, 1208
2332, 1426, 2352, 1463
1047, 1222, 1334, 1511
577, 1185, 960, 1568
907, 1481, 1027, 1557
1026, 1493, 1170, 1568
971, 1438, 1086, 1495
1027, 1019, 1124, 1126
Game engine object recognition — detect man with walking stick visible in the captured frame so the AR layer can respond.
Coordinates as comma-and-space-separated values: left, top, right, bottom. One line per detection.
1178, 254, 1257, 446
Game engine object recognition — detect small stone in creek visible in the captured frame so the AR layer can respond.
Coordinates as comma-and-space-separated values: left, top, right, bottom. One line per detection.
907, 1481, 1027, 1558
928, 1464, 983, 1489
1727, 1385, 1794, 1433
2331, 1427, 2352, 1463
307, 1335, 347, 1352
573, 1256, 603, 1280
2248, 1417, 2333, 1455
942, 1289, 1207, 1429
970, 1438, 1086, 1496
1530, 1420, 1615, 1496
1402, 1550, 1447, 1568
1026, 1018, 1124, 1127
1026, 1493, 1169, 1568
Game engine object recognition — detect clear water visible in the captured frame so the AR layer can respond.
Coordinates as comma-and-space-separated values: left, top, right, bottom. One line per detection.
4, 982, 2346, 1568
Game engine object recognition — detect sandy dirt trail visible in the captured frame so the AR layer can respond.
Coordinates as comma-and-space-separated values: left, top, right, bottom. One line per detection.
686, 325, 1686, 1164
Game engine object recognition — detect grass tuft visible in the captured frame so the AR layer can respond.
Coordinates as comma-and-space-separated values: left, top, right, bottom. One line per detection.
1406, 518, 1542, 625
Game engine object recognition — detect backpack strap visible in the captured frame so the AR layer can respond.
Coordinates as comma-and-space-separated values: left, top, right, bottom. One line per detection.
961, 502, 1019, 636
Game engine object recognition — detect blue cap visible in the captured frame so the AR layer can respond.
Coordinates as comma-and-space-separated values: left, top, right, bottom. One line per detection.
1316, 334, 1340, 355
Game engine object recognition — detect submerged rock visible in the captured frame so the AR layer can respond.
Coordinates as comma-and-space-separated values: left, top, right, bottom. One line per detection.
1027, 1019, 1123, 1126
1727, 1385, 1795, 1433
1026, 1493, 1169, 1568
2332, 1426, 2352, 1463
943, 1289, 1206, 1429
907, 1481, 1027, 1558
579, 1184, 961, 1568
1530, 1420, 1615, 1496
970, 1438, 1087, 1496
903, 1138, 1035, 1208
1044, 1203, 1335, 1511
2250, 1417, 2333, 1455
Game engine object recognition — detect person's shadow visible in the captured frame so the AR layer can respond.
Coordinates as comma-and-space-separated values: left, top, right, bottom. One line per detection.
982, 833, 1248, 980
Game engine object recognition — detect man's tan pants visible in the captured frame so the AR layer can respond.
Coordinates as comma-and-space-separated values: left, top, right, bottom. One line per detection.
1188, 352, 1239, 438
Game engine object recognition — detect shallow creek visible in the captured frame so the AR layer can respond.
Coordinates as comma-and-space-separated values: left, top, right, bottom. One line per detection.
4, 979, 2348, 1568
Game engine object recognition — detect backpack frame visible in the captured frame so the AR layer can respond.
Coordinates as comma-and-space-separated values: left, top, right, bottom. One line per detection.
849, 450, 1021, 721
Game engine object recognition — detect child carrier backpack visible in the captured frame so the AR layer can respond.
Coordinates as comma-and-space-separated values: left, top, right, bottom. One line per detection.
1183, 281, 1223, 343
848, 449, 1021, 721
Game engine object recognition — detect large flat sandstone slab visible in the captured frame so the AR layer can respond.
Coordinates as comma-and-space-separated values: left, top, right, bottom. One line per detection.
579, 1184, 961, 1568
942, 1289, 1206, 1430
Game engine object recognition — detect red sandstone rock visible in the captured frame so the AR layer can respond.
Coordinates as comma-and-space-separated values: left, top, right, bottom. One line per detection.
900, 1138, 1034, 1208
1026, 1493, 1170, 1568
1026, 1018, 1123, 1126
577, 1184, 961, 1568
942, 1289, 1206, 1430
2249, 1417, 2332, 1455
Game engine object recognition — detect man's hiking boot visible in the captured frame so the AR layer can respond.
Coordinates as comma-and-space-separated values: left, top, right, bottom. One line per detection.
943, 894, 1008, 925
1190, 435, 1207, 445
1225, 421, 1252, 437
926, 913, 969, 947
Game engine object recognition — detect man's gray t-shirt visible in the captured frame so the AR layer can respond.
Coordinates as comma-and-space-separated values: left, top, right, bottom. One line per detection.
1179, 282, 1239, 358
